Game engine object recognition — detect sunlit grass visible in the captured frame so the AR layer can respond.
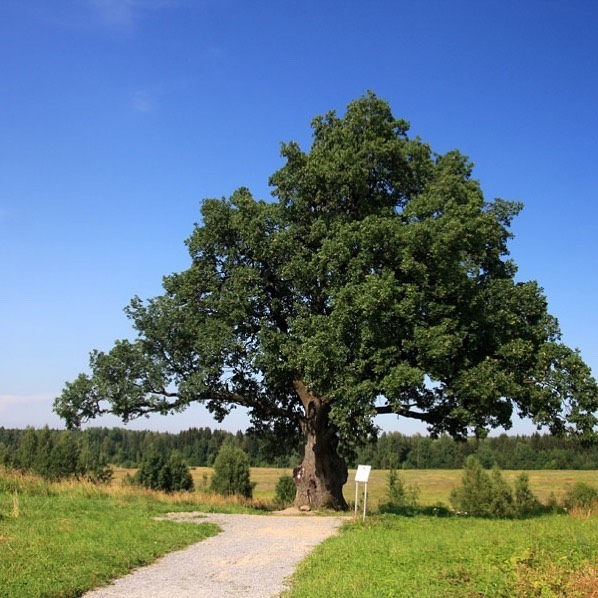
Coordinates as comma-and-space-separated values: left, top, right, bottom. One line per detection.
95, 465, 598, 516
2, 466, 598, 597
0, 466, 274, 597
284, 513, 598, 597
0, 468, 224, 598
118, 465, 598, 509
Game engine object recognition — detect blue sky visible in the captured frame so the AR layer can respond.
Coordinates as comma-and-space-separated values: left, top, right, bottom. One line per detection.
1, 0, 597, 435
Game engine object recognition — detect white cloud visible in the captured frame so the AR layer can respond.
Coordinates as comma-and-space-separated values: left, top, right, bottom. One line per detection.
0, 393, 55, 409
0, 393, 66, 429
132, 89, 155, 113
86, 0, 184, 27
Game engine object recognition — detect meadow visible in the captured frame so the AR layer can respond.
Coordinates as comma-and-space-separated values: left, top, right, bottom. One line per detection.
190, 466, 598, 509
2, 466, 597, 597
284, 514, 598, 597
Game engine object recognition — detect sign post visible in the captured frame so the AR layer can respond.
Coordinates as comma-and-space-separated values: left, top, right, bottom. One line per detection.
354, 465, 371, 522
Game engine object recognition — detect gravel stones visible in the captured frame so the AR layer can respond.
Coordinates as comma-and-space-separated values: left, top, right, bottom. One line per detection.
84, 512, 347, 597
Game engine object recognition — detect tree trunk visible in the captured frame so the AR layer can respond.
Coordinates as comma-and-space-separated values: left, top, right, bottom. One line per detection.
292, 394, 348, 510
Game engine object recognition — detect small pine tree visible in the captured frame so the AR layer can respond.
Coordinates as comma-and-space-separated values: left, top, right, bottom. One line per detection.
135, 449, 164, 490
48, 432, 82, 480
210, 443, 254, 499
563, 482, 598, 510
274, 475, 296, 506
450, 456, 494, 516
488, 465, 514, 518
451, 458, 541, 519
513, 472, 540, 516
165, 452, 194, 492
135, 449, 194, 492
379, 468, 420, 513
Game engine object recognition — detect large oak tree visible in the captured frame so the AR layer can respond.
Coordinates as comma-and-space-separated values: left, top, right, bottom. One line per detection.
55, 93, 597, 509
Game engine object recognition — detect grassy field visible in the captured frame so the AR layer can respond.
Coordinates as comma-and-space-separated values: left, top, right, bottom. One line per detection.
174, 466, 598, 509
0, 469, 255, 597
284, 514, 598, 597
3, 467, 598, 597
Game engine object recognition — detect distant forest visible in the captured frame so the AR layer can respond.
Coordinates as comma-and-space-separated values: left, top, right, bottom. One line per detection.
1, 426, 597, 481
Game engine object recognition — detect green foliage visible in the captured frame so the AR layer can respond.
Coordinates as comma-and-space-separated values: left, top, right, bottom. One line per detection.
210, 443, 254, 499
135, 449, 194, 493
450, 456, 494, 516
2, 426, 597, 474
274, 474, 297, 506
378, 468, 420, 514
488, 465, 515, 517
513, 472, 541, 516
53, 94, 598, 509
450, 457, 541, 518
55, 93, 598, 448
2, 427, 113, 483
562, 482, 598, 510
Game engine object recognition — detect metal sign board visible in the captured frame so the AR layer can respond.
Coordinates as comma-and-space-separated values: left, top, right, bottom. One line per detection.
355, 464, 371, 483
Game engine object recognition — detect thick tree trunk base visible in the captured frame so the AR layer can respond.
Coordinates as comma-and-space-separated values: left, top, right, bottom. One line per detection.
292, 403, 348, 511
293, 462, 347, 510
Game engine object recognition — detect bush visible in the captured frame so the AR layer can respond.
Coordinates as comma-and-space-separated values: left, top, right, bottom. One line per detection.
210, 443, 254, 499
378, 468, 420, 514
488, 465, 515, 518
563, 482, 598, 511
450, 456, 494, 516
135, 449, 194, 493
513, 472, 541, 516
274, 474, 296, 506
450, 457, 541, 518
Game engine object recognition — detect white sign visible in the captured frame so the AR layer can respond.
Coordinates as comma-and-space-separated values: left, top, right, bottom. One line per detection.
355, 464, 371, 483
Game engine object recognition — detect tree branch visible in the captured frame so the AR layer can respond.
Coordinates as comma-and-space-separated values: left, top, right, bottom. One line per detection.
375, 404, 435, 423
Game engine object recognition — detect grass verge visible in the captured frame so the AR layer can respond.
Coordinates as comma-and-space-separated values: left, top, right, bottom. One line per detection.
284, 513, 598, 597
0, 469, 233, 598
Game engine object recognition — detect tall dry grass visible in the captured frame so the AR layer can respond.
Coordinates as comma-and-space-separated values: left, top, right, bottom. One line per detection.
11, 490, 20, 518
0, 465, 275, 512
4, 464, 598, 513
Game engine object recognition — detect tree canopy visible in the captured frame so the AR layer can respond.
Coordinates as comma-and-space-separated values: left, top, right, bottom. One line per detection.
55, 92, 597, 508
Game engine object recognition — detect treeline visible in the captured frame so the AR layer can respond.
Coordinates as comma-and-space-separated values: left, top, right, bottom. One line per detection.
0, 426, 302, 477
0, 426, 113, 482
354, 432, 598, 470
0, 427, 596, 478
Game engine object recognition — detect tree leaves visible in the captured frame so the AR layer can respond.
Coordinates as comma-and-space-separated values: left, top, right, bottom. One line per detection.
55, 92, 598, 446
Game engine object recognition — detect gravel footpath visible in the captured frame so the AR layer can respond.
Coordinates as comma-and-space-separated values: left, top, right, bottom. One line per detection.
84, 511, 348, 598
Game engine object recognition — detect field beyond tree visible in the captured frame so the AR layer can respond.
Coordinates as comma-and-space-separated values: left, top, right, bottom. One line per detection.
2, 426, 598, 483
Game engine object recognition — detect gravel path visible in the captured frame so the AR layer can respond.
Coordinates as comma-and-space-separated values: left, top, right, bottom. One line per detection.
84, 512, 348, 598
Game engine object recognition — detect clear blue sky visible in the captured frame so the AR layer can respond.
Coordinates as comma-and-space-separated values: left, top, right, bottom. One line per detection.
2, 0, 597, 435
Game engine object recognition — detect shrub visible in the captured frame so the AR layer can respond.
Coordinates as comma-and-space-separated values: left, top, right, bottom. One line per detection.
488, 465, 515, 518
135, 449, 194, 493
563, 482, 598, 511
274, 474, 296, 506
450, 457, 540, 518
210, 443, 254, 499
450, 456, 494, 516
513, 472, 541, 516
378, 468, 420, 514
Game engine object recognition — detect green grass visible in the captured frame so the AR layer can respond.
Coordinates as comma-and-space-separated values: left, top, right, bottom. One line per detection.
3, 467, 598, 596
284, 514, 598, 597
0, 488, 219, 597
